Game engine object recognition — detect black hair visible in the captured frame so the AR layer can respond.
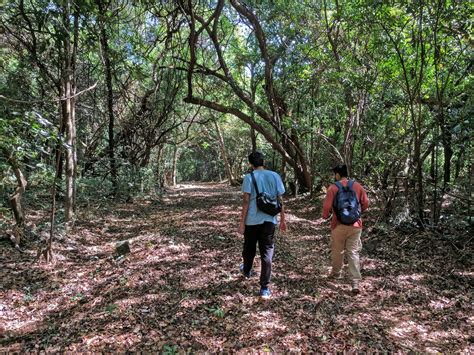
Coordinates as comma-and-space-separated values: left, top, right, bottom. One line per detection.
332, 163, 348, 177
248, 151, 264, 168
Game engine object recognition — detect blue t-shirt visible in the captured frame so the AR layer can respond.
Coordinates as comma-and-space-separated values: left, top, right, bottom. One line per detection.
241, 169, 286, 225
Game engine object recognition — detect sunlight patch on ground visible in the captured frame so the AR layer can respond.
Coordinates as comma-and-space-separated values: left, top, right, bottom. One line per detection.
2, 299, 41, 331
428, 297, 455, 310
362, 258, 390, 270
285, 214, 324, 227
293, 234, 324, 242
247, 310, 287, 338
173, 183, 227, 190
454, 271, 473, 277
114, 294, 166, 311
396, 273, 425, 282
390, 320, 429, 348
389, 319, 468, 352
140, 252, 189, 264
178, 298, 207, 311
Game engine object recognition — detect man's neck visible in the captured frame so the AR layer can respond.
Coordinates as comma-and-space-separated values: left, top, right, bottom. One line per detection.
254, 166, 265, 171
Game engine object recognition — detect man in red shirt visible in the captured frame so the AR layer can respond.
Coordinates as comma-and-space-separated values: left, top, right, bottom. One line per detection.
321, 164, 369, 294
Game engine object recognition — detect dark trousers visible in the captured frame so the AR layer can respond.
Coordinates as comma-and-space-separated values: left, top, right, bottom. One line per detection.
242, 222, 276, 288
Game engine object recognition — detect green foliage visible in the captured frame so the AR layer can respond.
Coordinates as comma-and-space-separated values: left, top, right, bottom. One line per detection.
70, 292, 85, 302
162, 344, 179, 355
205, 305, 225, 318
0, 0, 470, 225
105, 303, 118, 313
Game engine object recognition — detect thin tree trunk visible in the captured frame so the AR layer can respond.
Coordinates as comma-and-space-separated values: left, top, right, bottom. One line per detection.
10, 167, 27, 229
442, 127, 453, 188
342, 93, 367, 176
63, 1, 79, 224
413, 112, 425, 224
2, 149, 27, 248
97, 0, 117, 195
214, 121, 235, 185
64, 76, 75, 222
454, 149, 464, 181
250, 128, 257, 153
172, 144, 179, 187
41, 131, 62, 262
250, 64, 258, 153
155, 145, 164, 192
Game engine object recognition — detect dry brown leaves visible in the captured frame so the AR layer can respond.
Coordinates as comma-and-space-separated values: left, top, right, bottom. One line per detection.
0, 183, 472, 352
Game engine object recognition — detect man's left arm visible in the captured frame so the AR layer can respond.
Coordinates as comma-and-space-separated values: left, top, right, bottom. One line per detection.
359, 185, 369, 212
278, 195, 287, 232
276, 174, 287, 232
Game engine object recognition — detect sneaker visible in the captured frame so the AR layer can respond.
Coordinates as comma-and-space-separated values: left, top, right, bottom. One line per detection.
239, 263, 253, 278
352, 281, 360, 295
327, 272, 342, 280
259, 287, 271, 299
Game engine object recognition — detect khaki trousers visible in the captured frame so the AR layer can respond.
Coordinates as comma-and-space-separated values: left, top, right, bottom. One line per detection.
330, 224, 362, 280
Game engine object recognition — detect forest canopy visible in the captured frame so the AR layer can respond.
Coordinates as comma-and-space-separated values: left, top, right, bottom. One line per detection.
0, 0, 472, 241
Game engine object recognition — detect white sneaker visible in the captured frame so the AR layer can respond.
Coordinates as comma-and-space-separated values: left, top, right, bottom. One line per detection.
352, 281, 360, 295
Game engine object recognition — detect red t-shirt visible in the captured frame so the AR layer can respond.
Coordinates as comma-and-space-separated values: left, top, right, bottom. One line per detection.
322, 179, 369, 230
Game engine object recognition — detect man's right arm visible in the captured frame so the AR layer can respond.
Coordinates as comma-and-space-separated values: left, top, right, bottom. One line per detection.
239, 175, 252, 235
322, 186, 335, 219
278, 195, 287, 232
238, 193, 250, 235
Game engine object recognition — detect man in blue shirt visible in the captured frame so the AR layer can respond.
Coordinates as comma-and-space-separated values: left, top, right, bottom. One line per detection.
238, 151, 287, 299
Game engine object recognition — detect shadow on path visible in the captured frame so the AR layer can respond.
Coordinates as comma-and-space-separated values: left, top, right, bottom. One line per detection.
1, 183, 471, 352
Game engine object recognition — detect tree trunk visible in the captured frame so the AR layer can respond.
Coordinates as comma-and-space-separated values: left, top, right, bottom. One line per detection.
10, 165, 27, 229
65, 79, 78, 224
442, 131, 453, 189
250, 127, 257, 153
97, 0, 118, 195
214, 121, 235, 185
250, 64, 258, 153
155, 145, 164, 192
63, 75, 76, 223
413, 117, 425, 225
2, 149, 27, 248
280, 158, 286, 187
172, 144, 179, 187
342, 93, 367, 176
454, 149, 464, 182
62, 1, 79, 224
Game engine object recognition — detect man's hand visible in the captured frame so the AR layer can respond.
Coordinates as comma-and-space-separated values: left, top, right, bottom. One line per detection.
238, 221, 246, 235
315, 217, 327, 225
280, 219, 287, 232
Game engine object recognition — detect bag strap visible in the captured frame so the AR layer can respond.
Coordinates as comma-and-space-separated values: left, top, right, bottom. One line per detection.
250, 171, 260, 195
335, 181, 343, 191
348, 179, 355, 189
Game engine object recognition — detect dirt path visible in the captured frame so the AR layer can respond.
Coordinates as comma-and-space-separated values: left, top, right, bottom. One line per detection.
1, 183, 471, 352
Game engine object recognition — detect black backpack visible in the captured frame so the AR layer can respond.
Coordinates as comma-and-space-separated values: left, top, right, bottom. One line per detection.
250, 171, 282, 216
333, 180, 361, 225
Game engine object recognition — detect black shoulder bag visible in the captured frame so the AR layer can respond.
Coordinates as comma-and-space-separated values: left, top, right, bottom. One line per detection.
250, 171, 282, 216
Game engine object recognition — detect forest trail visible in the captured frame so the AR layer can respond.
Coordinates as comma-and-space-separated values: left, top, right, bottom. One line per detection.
1, 183, 471, 352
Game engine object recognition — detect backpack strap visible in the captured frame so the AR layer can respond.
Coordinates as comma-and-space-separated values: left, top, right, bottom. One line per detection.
347, 179, 355, 189
250, 171, 260, 195
333, 181, 343, 209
